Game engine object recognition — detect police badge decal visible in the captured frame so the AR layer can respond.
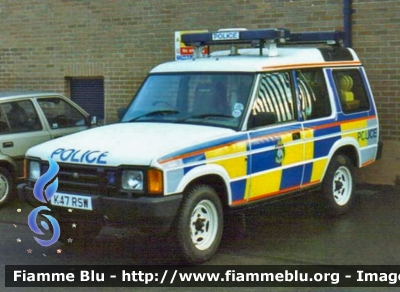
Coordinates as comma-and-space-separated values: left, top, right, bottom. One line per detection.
275, 139, 285, 164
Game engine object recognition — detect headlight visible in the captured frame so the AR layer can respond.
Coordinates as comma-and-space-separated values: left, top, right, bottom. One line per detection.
121, 170, 143, 191
29, 161, 41, 180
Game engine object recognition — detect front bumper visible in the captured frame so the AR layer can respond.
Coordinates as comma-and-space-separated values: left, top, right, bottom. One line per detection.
18, 183, 183, 233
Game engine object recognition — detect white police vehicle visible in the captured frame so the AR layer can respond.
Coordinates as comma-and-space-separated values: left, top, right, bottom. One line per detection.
19, 28, 382, 264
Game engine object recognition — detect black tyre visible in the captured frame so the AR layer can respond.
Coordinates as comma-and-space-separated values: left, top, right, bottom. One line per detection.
175, 185, 223, 264
321, 154, 355, 216
0, 167, 14, 207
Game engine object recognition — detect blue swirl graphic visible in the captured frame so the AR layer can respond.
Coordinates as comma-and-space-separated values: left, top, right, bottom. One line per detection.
33, 157, 59, 203
28, 206, 60, 247
28, 157, 61, 247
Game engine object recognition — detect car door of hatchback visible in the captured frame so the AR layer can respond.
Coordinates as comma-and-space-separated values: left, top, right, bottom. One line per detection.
0, 99, 52, 178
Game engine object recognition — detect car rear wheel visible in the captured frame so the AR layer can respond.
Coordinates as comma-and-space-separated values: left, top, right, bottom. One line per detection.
321, 154, 355, 216
0, 167, 14, 207
174, 184, 223, 264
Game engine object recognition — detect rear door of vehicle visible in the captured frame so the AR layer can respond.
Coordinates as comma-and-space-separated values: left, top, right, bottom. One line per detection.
295, 68, 336, 187
0, 98, 52, 178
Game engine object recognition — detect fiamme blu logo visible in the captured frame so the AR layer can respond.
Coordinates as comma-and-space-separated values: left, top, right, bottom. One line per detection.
27, 157, 60, 247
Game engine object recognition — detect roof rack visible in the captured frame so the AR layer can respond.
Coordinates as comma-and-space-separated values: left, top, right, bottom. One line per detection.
181, 28, 345, 57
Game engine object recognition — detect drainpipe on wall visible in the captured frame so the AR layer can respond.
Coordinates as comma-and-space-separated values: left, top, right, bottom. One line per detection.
343, 0, 355, 47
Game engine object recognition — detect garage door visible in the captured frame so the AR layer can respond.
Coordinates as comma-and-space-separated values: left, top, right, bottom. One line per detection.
70, 78, 104, 121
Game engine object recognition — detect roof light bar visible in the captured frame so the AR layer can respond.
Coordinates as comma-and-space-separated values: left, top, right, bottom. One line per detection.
181, 28, 290, 47
180, 28, 346, 57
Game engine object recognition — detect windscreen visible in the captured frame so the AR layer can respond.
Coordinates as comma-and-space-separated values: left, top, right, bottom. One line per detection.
121, 73, 254, 130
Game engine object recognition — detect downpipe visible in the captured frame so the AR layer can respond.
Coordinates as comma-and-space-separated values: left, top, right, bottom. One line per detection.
343, 0, 355, 47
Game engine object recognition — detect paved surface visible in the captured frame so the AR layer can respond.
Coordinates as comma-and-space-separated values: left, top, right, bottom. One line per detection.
0, 183, 399, 291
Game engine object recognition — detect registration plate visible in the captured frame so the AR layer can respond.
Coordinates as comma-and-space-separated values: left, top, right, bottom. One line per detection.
50, 192, 93, 211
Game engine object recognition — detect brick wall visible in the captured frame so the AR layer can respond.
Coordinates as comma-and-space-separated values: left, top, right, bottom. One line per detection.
0, 0, 398, 183
351, 1, 400, 141
0, 0, 346, 122
349, 1, 400, 184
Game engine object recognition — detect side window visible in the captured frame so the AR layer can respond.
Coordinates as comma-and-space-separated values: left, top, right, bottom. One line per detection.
37, 97, 87, 129
296, 69, 332, 120
3, 100, 42, 133
0, 106, 10, 133
251, 72, 294, 124
332, 69, 370, 113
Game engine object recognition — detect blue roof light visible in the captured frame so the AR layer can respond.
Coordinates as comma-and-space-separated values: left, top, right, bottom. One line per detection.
288, 31, 345, 45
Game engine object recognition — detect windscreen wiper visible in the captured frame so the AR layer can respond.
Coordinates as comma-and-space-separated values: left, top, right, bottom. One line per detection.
126, 110, 180, 122
177, 113, 233, 122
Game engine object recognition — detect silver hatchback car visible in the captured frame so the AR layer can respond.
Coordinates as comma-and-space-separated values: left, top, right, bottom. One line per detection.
0, 92, 94, 206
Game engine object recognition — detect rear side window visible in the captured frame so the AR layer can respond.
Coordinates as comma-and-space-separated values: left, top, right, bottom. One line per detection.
296, 69, 332, 120
332, 69, 370, 113
2, 100, 42, 133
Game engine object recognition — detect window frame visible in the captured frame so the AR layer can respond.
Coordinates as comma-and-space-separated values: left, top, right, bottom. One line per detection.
2, 99, 42, 133
331, 68, 371, 114
37, 97, 88, 129
294, 68, 333, 121
247, 70, 297, 129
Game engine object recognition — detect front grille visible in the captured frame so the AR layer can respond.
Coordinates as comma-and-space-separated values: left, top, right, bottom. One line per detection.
47, 163, 118, 196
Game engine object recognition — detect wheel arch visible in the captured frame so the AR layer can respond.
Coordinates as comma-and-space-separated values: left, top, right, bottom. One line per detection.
0, 156, 18, 182
328, 138, 360, 168
176, 164, 231, 208
333, 145, 359, 168
316, 139, 360, 186
0, 156, 18, 204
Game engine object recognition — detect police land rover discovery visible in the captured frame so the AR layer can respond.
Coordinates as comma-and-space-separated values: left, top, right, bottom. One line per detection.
19, 28, 383, 264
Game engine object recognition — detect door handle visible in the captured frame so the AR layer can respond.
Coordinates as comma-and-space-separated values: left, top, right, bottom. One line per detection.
2, 141, 13, 148
292, 132, 301, 140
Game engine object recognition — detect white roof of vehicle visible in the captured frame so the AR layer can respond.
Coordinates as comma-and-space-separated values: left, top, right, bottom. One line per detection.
151, 47, 361, 73
0, 91, 64, 99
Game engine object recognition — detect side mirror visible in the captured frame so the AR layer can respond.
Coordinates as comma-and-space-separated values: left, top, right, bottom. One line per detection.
248, 112, 276, 129
117, 107, 126, 120
90, 116, 98, 125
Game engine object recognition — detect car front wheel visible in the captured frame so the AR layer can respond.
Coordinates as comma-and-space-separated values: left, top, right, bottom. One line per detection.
0, 167, 14, 207
174, 184, 223, 264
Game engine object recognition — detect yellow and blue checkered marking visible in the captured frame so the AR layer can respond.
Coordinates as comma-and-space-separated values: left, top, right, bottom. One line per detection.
159, 114, 378, 206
